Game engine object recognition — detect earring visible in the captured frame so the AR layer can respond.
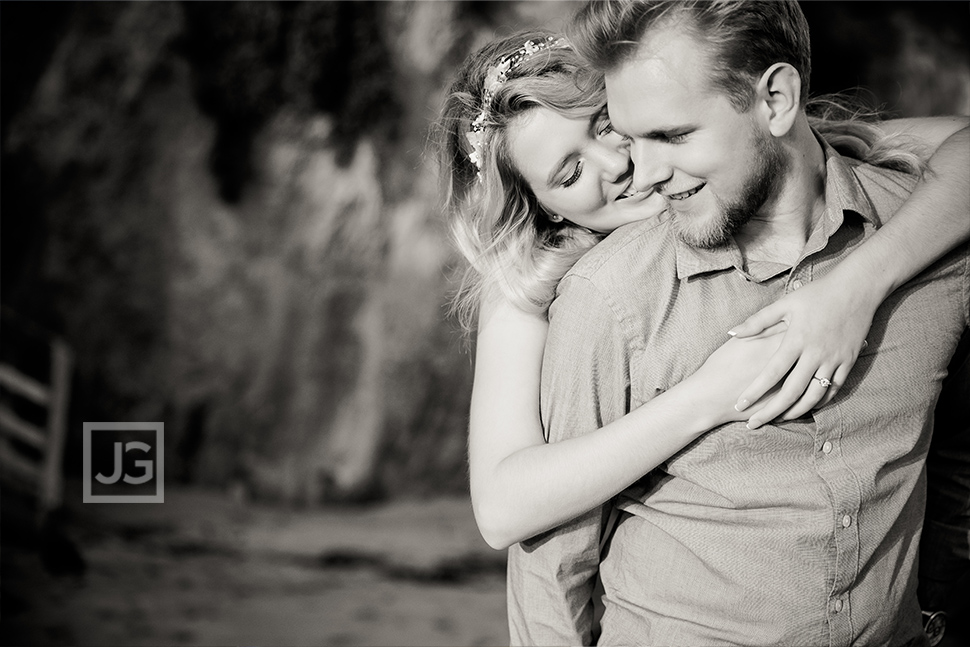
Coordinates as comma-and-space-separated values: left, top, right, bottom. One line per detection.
549, 214, 563, 223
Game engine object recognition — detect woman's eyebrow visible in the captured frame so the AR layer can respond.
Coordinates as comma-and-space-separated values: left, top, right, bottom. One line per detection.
545, 154, 572, 189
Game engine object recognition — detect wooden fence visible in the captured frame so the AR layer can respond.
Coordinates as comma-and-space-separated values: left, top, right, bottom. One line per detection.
0, 310, 73, 520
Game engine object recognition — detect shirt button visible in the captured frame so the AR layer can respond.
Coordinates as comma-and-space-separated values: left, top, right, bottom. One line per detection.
791, 279, 804, 290
842, 514, 852, 528
834, 599, 844, 613
821, 441, 833, 454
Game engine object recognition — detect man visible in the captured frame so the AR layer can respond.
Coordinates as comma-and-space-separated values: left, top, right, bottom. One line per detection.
508, 1, 969, 645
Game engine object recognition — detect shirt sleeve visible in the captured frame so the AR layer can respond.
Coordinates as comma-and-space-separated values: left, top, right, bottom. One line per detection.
507, 274, 632, 646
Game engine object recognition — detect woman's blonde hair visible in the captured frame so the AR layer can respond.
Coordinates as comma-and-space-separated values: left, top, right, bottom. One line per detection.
807, 96, 929, 176
434, 30, 607, 332
435, 31, 928, 334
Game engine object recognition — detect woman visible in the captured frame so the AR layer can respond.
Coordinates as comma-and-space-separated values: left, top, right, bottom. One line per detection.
435, 30, 970, 550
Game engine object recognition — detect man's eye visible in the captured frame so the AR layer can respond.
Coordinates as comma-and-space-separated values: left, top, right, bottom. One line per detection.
645, 131, 690, 144
562, 160, 584, 188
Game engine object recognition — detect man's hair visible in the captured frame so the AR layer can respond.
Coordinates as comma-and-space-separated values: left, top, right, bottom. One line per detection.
570, 0, 812, 112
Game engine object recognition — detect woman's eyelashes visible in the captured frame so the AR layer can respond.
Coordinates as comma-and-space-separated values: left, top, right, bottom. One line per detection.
597, 119, 633, 149
562, 159, 584, 188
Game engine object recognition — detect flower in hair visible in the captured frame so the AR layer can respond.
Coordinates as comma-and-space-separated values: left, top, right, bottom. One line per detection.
465, 129, 484, 169
466, 36, 566, 181
482, 57, 513, 101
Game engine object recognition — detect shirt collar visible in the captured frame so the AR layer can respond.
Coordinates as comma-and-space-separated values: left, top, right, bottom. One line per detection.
674, 131, 881, 281
816, 133, 881, 229
674, 238, 742, 280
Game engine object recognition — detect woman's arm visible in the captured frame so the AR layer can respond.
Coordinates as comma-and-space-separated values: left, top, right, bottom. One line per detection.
469, 295, 782, 550
733, 117, 970, 427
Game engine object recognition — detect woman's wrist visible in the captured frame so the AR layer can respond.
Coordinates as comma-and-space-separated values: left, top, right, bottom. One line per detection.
658, 376, 729, 437
820, 244, 896, 312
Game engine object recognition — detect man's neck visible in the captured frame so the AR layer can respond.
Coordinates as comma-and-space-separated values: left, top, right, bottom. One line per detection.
734, 118, 827, 267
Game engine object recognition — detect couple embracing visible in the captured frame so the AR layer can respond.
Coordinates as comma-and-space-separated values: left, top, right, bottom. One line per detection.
437, 1, 970, 645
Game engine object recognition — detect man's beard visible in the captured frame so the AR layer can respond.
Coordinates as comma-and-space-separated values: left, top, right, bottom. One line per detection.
673, 134, 787, 250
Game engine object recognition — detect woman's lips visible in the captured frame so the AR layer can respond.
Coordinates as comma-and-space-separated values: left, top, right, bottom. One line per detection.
616, 184, 649, 201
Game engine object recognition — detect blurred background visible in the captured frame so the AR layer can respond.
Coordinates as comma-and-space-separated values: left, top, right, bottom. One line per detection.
1, 1, 967, 645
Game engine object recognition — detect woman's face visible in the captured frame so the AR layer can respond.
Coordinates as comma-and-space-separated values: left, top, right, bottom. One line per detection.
506, 107, 666, 234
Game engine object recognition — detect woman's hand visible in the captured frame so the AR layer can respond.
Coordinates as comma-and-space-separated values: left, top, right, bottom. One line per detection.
677, 325, 786, 430
728, 275, 881, 429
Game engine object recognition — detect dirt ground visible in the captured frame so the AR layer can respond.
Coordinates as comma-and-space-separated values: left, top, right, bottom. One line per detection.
2, 487, 509, 646
4, 485, 967, 646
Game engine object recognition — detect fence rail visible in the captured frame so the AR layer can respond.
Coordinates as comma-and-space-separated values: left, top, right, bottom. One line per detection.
0, 314, 73, 519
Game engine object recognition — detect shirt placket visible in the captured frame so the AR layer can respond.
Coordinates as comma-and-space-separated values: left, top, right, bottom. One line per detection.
817, 420, 862, 647
806, 252, 862, 647
784, 251, 857, 645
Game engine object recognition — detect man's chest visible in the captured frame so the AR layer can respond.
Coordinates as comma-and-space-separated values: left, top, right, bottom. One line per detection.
628, 267, 785, 408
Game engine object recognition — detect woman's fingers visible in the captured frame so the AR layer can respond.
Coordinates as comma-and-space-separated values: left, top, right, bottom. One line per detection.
734, 344, 799, 412
778, 363, 840, 420
816, 362, 853, 408
728, 303, 786, 339
748, 359, 852, 428
746, 360, 819, 429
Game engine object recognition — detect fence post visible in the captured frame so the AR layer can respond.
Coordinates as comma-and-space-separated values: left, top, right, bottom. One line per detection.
40, 339, 73, 516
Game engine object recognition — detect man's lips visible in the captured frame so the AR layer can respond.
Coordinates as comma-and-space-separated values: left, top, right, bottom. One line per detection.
666, 183, 705, 201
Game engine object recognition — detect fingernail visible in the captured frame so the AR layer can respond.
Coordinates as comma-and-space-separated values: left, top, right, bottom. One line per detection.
727, 330, 737, 337
746, 422, 754, 430
735, 399, 749, 411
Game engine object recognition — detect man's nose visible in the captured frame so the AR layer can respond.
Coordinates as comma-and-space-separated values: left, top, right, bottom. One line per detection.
589, 141, 631, 183
631, 140, 673, 193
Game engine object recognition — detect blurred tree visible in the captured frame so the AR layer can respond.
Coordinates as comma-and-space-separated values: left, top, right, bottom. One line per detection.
177, 2, 402, 203
1, 1, 966, 506
802, 1, 969, 115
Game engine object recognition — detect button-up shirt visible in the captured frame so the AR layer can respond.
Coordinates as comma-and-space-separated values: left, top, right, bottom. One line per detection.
507, 142, 970, 646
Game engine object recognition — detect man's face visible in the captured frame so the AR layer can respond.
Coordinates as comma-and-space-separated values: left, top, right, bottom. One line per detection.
605, 29, 785, 248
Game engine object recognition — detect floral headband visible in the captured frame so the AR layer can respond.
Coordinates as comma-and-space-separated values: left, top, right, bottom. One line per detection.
465, 36, 567, 180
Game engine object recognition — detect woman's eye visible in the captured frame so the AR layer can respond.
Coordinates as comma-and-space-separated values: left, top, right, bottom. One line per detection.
562, 160, 584, 188
598, 120, 631, 145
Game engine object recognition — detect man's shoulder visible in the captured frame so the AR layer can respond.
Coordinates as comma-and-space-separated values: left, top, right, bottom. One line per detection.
562, 216, 674, 286
548, 216, 679, 332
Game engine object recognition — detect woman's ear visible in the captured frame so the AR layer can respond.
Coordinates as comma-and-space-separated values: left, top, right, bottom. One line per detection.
756, 63, 801, 138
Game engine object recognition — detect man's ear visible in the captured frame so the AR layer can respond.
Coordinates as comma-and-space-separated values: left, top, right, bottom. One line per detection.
756, 63, 801, 137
